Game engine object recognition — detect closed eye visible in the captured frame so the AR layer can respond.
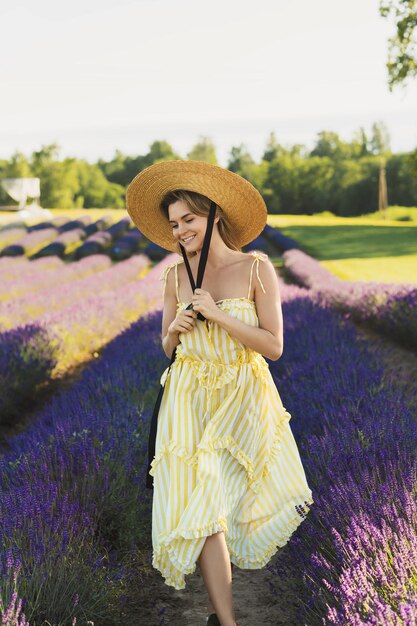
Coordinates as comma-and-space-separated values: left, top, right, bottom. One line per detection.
172, 219, 194, 229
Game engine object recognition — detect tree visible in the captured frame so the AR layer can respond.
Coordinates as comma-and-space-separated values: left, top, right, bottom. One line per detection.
97, 141, 180, 187
3, 151, 32, 178
97, 149, 127, 184
379, 0, 417, 90
98, 153, 148, 187
310, 131, 350, 160
297, 157, 335, 214
384, 152, 417, 205
37, 158, 80, 208
262, 132, 285, 162
407, 146, 417, 179
146, 140, 179, 164
29, 145, 78, 208
227, 144, 255, 173
76, 160, 125, 208
290, 144, 309, 159
227, 144, 262, 187
262, 155, 302, 214
369, 121, 391, 155
31, 143, 61, 171
351, 127, 370, 158
187, 136, 218, 164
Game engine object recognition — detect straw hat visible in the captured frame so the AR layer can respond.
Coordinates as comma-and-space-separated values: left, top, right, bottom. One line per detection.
125, 159, 267, 252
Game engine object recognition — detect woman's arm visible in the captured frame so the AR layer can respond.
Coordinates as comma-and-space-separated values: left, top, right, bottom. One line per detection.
213, 259, 283, 361
162, 327, 181, 359
161, 265, 181, 358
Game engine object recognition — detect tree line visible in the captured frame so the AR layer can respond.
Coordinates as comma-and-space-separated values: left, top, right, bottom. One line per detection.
1, 122, 416, 216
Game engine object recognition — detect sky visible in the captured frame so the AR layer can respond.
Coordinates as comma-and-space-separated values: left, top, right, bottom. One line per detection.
1, 0, 416, 166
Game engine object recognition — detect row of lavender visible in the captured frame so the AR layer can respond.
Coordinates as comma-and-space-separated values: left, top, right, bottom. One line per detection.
283, 248, 417, 350
1, 279, 415, 625
270, 291, 417, 625
0, 215, 177, 262
0, 253, 180, 430
0, 216, 278, 262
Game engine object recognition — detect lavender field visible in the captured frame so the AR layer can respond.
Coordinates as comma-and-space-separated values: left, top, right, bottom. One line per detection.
282, 248, 417, 350
0, 216, 416, 626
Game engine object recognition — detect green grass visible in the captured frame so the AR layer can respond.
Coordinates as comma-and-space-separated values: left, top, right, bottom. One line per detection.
268, 207, 417, 284
269, 224, 417, 260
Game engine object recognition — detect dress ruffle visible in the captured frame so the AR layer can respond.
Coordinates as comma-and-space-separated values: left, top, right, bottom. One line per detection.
149, 404, 292, 495
227, 497, 313, 570
160, 349, 271, 423
160, 348, 270, 389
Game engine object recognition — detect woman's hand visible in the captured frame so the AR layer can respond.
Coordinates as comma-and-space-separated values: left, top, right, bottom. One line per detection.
191, 288, 220, 322
168, 308, 197, 335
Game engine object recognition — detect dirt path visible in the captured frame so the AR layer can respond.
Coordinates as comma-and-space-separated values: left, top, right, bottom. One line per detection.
124, 546, 304, 626
354, 322, 417, 413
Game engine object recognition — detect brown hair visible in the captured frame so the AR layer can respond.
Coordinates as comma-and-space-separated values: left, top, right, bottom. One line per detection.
159, 189, 241, 257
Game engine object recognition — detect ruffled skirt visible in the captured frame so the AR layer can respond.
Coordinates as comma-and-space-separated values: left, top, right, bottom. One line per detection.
150, 353, 314, 590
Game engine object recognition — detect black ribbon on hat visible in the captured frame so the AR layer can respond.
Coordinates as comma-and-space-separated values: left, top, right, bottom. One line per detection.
145, 200, 217, 489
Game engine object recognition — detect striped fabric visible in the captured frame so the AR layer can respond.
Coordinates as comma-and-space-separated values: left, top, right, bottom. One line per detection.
150, 251, 314, 590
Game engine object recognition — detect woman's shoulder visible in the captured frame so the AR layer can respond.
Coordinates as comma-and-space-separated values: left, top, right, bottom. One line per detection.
222, 250, 269, 263
159, 257, 183, 282
243, 250, 269, 265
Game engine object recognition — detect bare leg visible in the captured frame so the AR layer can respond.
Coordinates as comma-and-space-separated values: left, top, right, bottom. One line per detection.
198, 531, 237, 626
208, 562, 234, 614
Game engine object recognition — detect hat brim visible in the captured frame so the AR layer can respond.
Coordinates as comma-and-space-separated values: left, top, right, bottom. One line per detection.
125, 160, 267, 252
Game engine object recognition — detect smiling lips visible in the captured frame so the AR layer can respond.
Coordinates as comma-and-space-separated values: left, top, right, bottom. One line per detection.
182, 235, 196, 243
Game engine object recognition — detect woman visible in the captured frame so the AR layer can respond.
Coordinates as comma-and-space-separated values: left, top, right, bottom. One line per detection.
126, 160, 314, 626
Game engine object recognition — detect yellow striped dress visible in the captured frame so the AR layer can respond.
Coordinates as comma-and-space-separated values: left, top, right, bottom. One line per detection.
150, 250, 314, 590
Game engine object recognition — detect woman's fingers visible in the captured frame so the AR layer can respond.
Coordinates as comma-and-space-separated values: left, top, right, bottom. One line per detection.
175, 310, 197, 333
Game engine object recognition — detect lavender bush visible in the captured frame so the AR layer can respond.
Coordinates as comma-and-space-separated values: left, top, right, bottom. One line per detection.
0, 227, 27, 250
0, 256, 64, 282
0, 311, 165, 624
74, 218, 131, 259
110, 230, 143, 260
0, 228, 59, 257
0, 255, 112, 306
0, 254, 149, 329
55, 216, 92, 233
0, 255, 175, 431
31, 228, 88, 259
283, 248, 417, 350
0, 324, 57, 427
267, 291, 417, 624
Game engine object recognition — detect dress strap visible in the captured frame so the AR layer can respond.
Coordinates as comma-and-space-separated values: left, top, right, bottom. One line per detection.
247, 251, 268, 300
159, 261, 180, 303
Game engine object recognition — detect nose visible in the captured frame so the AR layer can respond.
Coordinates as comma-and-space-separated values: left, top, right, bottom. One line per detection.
177, 224, 192, 237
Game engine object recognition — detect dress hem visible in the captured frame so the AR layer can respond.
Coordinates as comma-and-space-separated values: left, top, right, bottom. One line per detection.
152, 493, 314, 590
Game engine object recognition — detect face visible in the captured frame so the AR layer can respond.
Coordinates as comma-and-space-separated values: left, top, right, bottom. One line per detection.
168, 199, 211, 251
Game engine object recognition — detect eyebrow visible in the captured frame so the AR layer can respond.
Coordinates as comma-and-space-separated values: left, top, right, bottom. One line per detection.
168, 212, 194, 224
